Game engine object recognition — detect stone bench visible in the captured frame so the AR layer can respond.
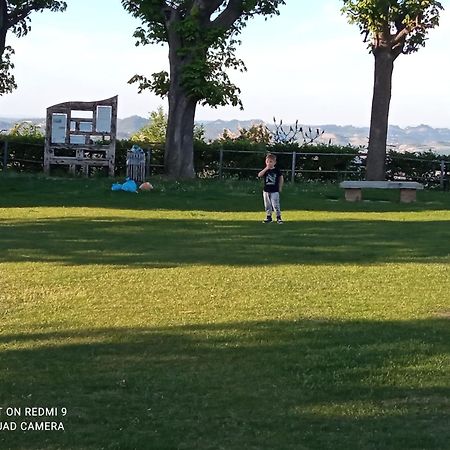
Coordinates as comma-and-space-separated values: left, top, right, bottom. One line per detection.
339, 181, 424, 203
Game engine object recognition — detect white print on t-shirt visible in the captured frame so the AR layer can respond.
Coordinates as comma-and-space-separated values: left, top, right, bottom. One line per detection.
266, 173, 277, 185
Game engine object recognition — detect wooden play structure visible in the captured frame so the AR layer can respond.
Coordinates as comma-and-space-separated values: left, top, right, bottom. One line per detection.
44, 96, 118, 176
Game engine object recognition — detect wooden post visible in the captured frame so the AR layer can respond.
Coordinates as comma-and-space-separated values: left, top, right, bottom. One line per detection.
291, 151, 297, 183
219, 147, 223, 179
146, 148, 152, 178
440, 160, 446, 190
82, 164, 89, 177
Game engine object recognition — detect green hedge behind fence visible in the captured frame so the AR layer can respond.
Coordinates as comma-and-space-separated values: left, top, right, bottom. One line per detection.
1, 136, 449, 186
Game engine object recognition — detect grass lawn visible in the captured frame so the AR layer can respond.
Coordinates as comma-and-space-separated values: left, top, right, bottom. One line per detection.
0, 173, 449, 449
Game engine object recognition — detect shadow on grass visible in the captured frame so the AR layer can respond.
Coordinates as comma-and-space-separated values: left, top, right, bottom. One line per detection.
0, 319, 449, 449
1, 217, 450, 266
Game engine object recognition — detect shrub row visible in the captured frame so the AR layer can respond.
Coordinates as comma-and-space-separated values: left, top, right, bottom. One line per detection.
1, 136, 449, 186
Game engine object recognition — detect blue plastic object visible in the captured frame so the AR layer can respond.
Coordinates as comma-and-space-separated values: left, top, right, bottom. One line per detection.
121, 179, 138, 192
111, 178, 138, 193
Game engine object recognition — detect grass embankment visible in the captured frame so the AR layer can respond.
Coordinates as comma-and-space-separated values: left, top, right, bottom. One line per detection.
0, 174, 449, 449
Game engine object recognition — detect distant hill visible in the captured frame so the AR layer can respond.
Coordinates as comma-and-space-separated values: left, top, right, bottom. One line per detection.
196, 120, 450, 154
117, 115, 148, 139
0, 120, 11, 131
198, 119, 265, 141
1, 116, 449, 154
0, 116, 148, 140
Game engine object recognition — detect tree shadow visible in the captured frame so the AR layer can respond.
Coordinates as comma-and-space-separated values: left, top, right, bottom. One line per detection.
1, 217, 450, 266
0, 319, 448, 449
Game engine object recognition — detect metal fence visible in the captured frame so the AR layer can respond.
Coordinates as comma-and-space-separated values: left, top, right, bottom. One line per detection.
1, 139, 449, 188
214, 149, 363, 182
1, 138, 45, 172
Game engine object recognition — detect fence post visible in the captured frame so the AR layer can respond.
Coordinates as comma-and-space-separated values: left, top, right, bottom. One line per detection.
2, 140, 8, 172
219, 147, 223, 179
291, 151, 296, 183
146, 148, 152, 178
440, 160, 446, 190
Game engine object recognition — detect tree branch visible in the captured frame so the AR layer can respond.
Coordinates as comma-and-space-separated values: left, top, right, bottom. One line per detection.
211, 0, 243, 30
392, 13, 424, 48
194, 0, 224, 18
161, 1, 176, 21
391, 27, 409, 47
7, 3, 36, 28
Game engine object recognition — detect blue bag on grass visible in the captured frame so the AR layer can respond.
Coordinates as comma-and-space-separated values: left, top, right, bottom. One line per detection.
121, 179, 138, 192
111, 178, 138, 193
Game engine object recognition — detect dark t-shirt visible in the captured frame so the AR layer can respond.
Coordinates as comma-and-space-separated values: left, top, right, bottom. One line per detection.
263, 167, 283, 192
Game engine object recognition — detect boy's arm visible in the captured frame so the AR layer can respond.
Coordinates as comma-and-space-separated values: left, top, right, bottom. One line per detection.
257, 167, 269, 178
279, 175, 284, 192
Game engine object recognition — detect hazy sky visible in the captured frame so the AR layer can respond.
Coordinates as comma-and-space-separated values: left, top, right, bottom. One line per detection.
0, 0, 448, 127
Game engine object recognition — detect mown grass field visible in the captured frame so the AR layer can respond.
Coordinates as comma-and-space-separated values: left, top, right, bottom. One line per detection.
0, 174, 449, 450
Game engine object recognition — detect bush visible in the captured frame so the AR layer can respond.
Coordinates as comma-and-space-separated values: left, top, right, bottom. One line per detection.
1, 136, 448, 186
0, 135, 45, 173
293, 144, 362, 182
196, 141, 362, 181
386, 150, 446, 186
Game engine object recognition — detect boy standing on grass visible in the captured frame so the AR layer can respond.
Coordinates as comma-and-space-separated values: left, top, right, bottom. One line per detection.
258, 153, 284, 224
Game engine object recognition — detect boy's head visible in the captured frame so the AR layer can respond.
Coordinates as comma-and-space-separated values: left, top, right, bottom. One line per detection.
265, 153, 276, 168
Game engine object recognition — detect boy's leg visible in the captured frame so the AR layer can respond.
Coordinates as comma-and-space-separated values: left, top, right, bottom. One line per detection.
270, 192, 281, 218
263, 192, 273, 222
263, 192, 273, 216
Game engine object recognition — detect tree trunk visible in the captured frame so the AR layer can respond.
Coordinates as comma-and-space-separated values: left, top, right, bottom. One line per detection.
163, 19, 198, 180
0, 0, 7, 59
165, 84, 197, 179
366, 49, 394, 181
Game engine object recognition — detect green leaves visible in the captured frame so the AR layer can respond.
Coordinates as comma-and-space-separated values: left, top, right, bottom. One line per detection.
0, 46, 17, 95
128, 71, 170, 97
131, 105, 168, 143
122, 0, 285, 107
8, 1, 67, 38
1, 1, 67, 95
8, 120, 43, 137
121, 0, 168, 44
341, 0, 444, 55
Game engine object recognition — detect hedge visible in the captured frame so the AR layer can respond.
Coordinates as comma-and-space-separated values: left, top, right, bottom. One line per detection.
1, 136, 448, 186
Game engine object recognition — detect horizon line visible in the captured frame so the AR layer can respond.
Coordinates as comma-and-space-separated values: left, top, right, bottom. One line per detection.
0, 116, 448, 130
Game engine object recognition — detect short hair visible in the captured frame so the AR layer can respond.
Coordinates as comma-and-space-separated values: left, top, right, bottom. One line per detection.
265, 153, 276, 161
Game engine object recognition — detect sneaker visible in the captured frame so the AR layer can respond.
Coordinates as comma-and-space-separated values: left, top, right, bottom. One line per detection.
263, 216, 272, 223
276, 217, 284, 224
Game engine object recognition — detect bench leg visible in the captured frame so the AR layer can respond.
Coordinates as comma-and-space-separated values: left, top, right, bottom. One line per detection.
400, 189, 416, 203
345, 188, 362, 202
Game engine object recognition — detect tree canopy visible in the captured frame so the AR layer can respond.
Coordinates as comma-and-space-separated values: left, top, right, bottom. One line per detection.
0, 0, 67, 95
121, 0, 286, 178
121, 0, 285, 109
341, 0, 443, 58
341, 0, 443, 180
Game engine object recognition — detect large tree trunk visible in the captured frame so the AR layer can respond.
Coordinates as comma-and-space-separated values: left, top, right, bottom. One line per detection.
366, 49, 394, 181
164, 21, 197, 180
0, 0, 7, 58
165, 83, 197, 179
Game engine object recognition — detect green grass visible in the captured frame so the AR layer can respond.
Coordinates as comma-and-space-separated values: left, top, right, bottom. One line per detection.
0, 173, 449, 449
